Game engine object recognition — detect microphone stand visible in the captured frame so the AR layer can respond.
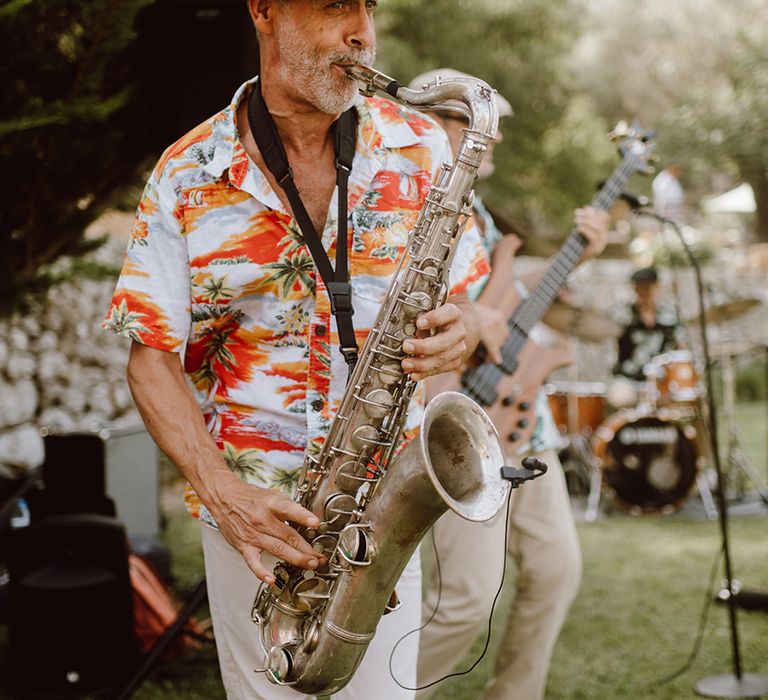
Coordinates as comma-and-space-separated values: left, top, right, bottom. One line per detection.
642, 209, 768, 698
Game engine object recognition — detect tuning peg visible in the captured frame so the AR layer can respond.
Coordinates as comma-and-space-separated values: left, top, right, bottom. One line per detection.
609, 120, 629, 141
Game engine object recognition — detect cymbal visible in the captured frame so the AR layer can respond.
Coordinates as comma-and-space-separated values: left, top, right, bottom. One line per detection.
690, 298, 762, 325
542, 301, 622, 342
708, 340, 761, 360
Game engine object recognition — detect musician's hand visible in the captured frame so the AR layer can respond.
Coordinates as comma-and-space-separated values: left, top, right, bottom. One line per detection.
473, 303, 508, 364
209, 473, 323, 584
575, 206, 610, 259
401, 302, 467, 381
491, 233, 523, 268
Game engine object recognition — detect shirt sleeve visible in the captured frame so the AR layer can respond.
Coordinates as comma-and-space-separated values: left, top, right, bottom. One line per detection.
102, 162, 191, 353
422, 131, 491, 297
449, 215, 491, 298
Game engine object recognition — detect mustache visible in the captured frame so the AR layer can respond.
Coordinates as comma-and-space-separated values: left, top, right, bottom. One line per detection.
327, 48, 376, 68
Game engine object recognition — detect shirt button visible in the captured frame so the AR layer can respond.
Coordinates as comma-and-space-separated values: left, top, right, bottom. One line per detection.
316, 325, 327, 337
311, 399, 324, 412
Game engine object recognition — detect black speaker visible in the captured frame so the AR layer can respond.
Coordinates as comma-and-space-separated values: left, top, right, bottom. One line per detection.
30, 434, 116, 521
7, 514, 139, 698
28, 430, 160, 538
136, 0, 259, 152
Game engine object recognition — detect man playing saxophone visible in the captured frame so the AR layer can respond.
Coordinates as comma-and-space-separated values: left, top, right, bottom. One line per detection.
104, 2, 491, 699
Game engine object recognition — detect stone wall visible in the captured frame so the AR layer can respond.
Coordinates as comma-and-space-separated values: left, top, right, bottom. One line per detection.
0, 213, 138, 477
2, 212, 766, 477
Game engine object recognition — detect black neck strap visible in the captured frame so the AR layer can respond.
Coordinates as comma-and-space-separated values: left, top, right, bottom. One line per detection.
247, 80, 359, 374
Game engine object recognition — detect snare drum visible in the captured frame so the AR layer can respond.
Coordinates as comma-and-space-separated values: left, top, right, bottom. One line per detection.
546, 382, 606, 436
644, 350, 702, 408
591, 409, 703, 514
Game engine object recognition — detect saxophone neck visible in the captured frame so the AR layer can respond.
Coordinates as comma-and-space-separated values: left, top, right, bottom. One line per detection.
346, 64, 499, 142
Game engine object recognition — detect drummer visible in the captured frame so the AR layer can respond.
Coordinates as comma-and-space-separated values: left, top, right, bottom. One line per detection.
608, 267, 685, 406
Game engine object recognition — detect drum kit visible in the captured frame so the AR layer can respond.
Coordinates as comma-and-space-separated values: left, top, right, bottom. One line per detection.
542, 297, 766, 520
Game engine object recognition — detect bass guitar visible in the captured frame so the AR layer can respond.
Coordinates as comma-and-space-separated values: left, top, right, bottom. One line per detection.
432, 122, 655, 453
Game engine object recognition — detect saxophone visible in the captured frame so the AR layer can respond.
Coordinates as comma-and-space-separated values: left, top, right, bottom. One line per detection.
251, 65, 508, 695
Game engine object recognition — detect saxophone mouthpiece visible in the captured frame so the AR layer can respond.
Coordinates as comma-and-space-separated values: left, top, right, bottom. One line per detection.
346, 64, 401, 98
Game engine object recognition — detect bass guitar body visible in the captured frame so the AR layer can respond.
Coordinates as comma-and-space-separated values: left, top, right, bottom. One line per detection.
485, 339, 571, 454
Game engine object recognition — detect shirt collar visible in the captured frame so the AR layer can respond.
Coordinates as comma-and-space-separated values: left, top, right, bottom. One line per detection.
201, 75, 425, 184
200, 77, 257, 182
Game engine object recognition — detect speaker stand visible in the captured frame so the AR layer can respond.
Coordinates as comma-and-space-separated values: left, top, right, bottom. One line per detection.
116, 577, 208, 700
647, 212, 768, 699
695, 673, 768, 698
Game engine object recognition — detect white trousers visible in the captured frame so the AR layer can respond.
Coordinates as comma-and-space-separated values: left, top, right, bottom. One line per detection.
201, 524, 422, 699
416, 449, 582, 700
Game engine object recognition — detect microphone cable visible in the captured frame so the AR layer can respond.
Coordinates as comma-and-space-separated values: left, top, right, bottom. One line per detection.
389, 485, 514, 692
641, 543, 723, 689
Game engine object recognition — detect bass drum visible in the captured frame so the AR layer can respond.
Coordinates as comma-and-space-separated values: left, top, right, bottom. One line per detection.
591, 410, 704, 514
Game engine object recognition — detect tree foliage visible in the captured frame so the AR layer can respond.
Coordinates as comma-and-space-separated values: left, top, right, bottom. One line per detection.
571, 0, 768, 241
376, 0, 618, 245
0, 0, 153, 315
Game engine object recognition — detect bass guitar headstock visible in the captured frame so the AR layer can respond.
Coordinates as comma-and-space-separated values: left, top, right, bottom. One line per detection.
609, 120, 657, 176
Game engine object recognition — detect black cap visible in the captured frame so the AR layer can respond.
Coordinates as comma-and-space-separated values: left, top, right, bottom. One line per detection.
631, 267, 658, 284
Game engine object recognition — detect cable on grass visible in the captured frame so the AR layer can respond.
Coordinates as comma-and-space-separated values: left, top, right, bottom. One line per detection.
642, 544, 724, 689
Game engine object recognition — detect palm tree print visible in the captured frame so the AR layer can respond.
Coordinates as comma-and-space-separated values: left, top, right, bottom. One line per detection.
263, 248, 316, 298
200, 275, 234, 303
223, 443, 267, 483
104, 300, 151, 341
269, 466, 301, 494
281, 220, 305, 255
191, 325, 237, 386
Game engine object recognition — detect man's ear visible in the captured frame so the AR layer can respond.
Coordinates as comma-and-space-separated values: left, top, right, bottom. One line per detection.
249, 0, 276, 35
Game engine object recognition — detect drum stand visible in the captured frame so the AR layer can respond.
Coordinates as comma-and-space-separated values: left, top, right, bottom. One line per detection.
557, 354, 605, 521
719, 348, 768, 505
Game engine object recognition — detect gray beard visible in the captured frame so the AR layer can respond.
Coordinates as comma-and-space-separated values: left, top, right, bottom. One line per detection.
276, 22, 376, 115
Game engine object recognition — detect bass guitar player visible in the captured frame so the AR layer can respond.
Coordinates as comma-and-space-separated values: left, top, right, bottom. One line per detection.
410, 68, 612, 700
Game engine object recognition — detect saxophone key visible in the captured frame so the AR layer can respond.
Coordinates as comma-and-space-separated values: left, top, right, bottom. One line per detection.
400, 290, 433, 317
352, 424, 383, 450
360, 388, 395, 419
376, 361, 402, 385
291, 576, 330, 613
338, 524, 375, 567
324, 493, 358, 527
310, 535, 337, 561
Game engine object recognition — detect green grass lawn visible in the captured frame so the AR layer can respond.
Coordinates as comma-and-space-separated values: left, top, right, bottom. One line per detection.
431, 516, 768, 700
1, 403, 765, 699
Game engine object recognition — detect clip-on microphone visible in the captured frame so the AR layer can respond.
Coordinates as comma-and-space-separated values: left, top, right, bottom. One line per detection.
500, 456, 548, 489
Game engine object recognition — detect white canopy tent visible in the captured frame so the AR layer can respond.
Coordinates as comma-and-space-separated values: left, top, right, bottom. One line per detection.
702, 183, 756, 214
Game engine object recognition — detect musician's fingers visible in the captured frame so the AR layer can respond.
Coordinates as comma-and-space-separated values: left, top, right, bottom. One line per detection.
268, 494, 320, 530
256, 530, 321, 571
414, 303, 461, 332
402, 321, 466, 364
241, 545, 277, 584
406, 341, 467, 380
485, 342, 503, 365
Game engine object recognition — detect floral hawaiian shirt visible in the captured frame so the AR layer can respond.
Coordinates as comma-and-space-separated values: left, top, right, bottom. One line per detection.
104, 77, 489, 524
